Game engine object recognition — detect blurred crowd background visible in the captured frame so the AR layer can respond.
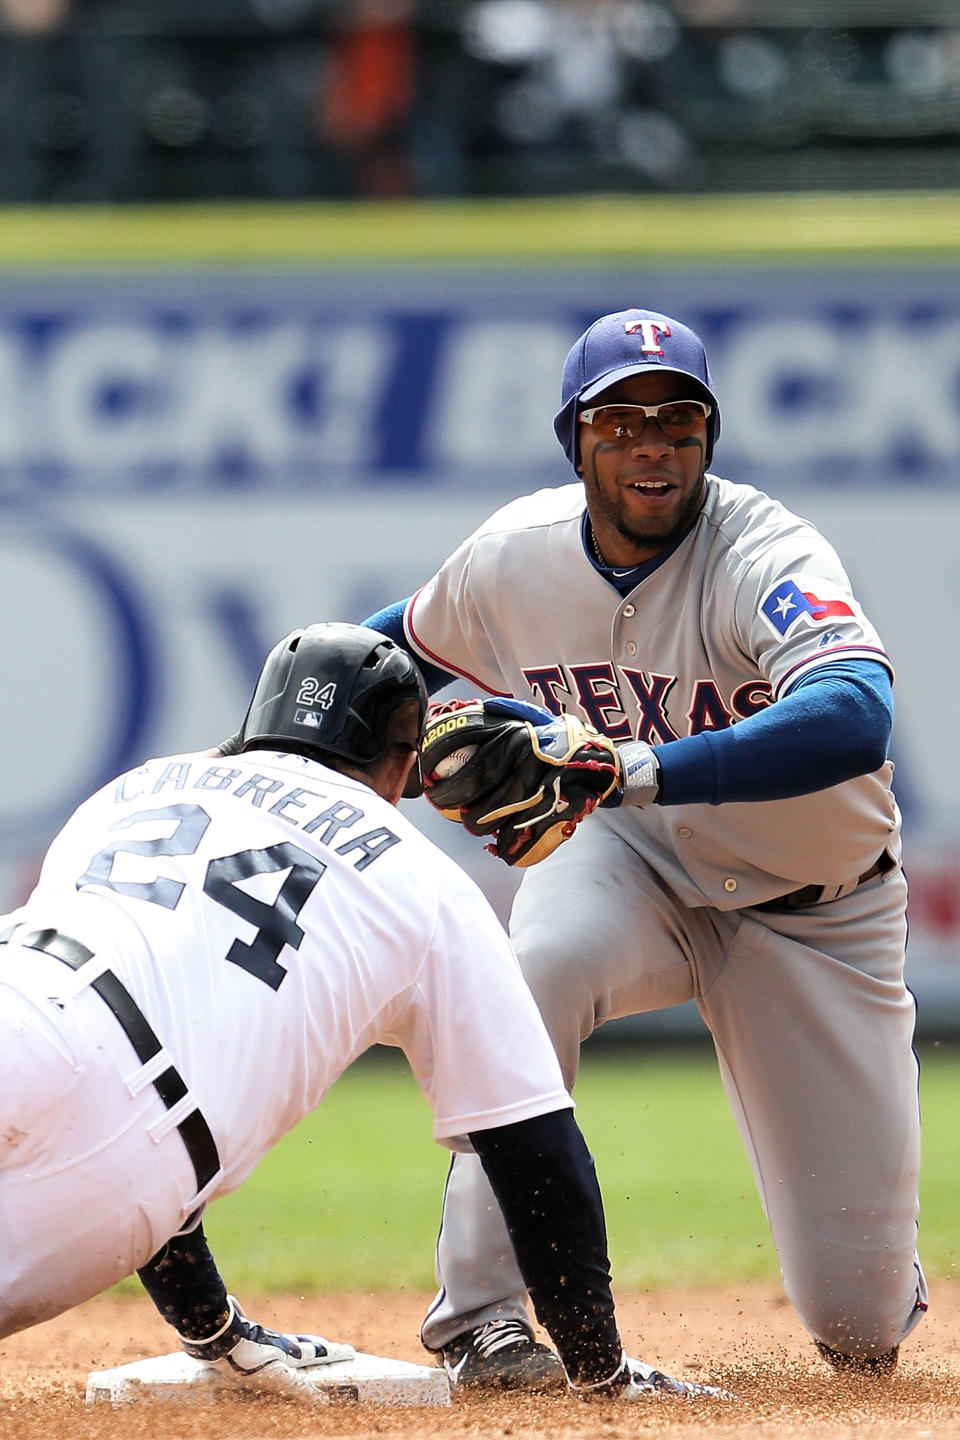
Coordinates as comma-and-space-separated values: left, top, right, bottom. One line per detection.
0, 0, 957, 203
2, 0, 959, 1037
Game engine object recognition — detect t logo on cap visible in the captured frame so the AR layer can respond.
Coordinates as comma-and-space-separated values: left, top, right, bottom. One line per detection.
624, 318, 671, 354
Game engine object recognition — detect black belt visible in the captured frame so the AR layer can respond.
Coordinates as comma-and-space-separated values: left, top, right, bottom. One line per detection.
0, 926, 220, 1197
751, 849, 897, 914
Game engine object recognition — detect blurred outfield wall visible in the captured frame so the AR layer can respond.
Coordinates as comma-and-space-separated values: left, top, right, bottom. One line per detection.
2, 213, 960, 1034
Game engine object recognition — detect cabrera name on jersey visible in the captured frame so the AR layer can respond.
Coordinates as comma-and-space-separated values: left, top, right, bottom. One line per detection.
14, 750, 572, 1190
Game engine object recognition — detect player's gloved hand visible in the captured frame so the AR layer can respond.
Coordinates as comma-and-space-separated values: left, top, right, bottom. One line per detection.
480, 696, 557, 726
420, 698, 622, 867
475, 703, 662, 808
572, 1351, 734, 1402
178, 1296, 355, 1400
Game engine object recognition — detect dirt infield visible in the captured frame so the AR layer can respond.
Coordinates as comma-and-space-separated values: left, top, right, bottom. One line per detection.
2, 1283, 959, 1440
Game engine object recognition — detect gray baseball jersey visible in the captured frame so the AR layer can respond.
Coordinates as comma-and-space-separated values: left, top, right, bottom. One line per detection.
405, 475, 899, 907
408, 473, 925, 1363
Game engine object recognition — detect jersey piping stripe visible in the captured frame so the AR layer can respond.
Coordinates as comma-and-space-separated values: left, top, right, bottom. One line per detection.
404, 589, 509, 696
775, 645, 894, 700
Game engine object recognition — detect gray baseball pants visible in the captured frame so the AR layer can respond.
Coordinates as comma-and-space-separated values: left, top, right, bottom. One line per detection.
421, 815, 927, 1360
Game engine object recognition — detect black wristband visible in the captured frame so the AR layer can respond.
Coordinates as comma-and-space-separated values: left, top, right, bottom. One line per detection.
136, 1222, 230, 1341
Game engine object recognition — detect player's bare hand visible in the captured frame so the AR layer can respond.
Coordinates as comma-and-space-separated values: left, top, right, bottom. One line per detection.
215, 730, 244, 757
179, 1296, 354, 1400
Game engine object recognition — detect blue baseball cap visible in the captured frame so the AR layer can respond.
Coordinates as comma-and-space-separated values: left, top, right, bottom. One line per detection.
553, 308, 721, 469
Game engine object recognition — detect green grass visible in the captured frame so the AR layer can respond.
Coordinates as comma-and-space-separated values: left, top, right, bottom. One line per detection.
114, 1041, 958, 1297
914, 1044, 960, 1280
198, 1060, 448, 1293
1, 192, 959, 267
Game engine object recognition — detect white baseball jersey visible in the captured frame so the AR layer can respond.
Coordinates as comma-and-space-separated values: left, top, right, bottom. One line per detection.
5, 750, 572, 1199
405, 476, 899, 909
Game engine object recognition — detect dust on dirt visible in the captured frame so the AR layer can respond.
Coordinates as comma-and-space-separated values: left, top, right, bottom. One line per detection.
1, 1283, 958, 1440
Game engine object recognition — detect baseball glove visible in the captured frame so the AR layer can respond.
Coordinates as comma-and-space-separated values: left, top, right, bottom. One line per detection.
420, 698, 621, 867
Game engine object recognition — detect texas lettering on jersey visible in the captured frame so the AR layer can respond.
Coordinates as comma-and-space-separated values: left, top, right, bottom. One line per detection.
522, 664, 773, 743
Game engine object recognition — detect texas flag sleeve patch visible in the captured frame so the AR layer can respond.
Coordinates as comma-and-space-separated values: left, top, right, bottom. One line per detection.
760, 579, 816, 635
760, 578, 856, 637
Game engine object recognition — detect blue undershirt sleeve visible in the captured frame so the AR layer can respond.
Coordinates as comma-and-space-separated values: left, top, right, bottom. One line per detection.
363, 599, 459, 695
656, 660, 894, 806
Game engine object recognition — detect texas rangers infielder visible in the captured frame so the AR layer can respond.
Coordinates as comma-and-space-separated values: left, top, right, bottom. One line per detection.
365, 308, 927, 1391
0, 622, 723, 1403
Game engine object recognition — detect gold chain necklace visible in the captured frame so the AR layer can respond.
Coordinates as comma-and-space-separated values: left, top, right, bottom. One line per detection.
588, 523, 608, 567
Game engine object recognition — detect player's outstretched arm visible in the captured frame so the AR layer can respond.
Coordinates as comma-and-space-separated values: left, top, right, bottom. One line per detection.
654, 659, 893, 805
469, 1110, 730, 1400
418, 661, 894, 866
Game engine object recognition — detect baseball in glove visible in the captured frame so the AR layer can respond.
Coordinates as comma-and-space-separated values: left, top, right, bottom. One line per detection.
419, 697, 623, 867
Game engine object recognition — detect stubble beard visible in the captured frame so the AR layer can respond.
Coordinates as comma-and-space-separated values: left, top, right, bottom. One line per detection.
593, 468, 707, 557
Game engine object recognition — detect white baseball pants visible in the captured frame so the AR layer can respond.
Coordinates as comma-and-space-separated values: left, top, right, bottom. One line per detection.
0, 946, 205, 1338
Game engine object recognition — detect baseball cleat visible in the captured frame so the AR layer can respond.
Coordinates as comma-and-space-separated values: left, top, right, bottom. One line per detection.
815, 1340, 899, 1377
440, 1318, 567, 1393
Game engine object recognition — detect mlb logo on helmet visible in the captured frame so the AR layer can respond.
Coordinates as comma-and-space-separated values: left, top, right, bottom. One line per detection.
553, 307, 722, 468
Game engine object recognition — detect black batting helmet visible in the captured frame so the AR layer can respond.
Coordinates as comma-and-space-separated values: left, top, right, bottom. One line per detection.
241, 623, 427, 774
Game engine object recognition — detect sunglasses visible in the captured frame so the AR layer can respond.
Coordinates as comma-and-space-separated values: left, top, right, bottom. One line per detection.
579, 400, 711, 442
